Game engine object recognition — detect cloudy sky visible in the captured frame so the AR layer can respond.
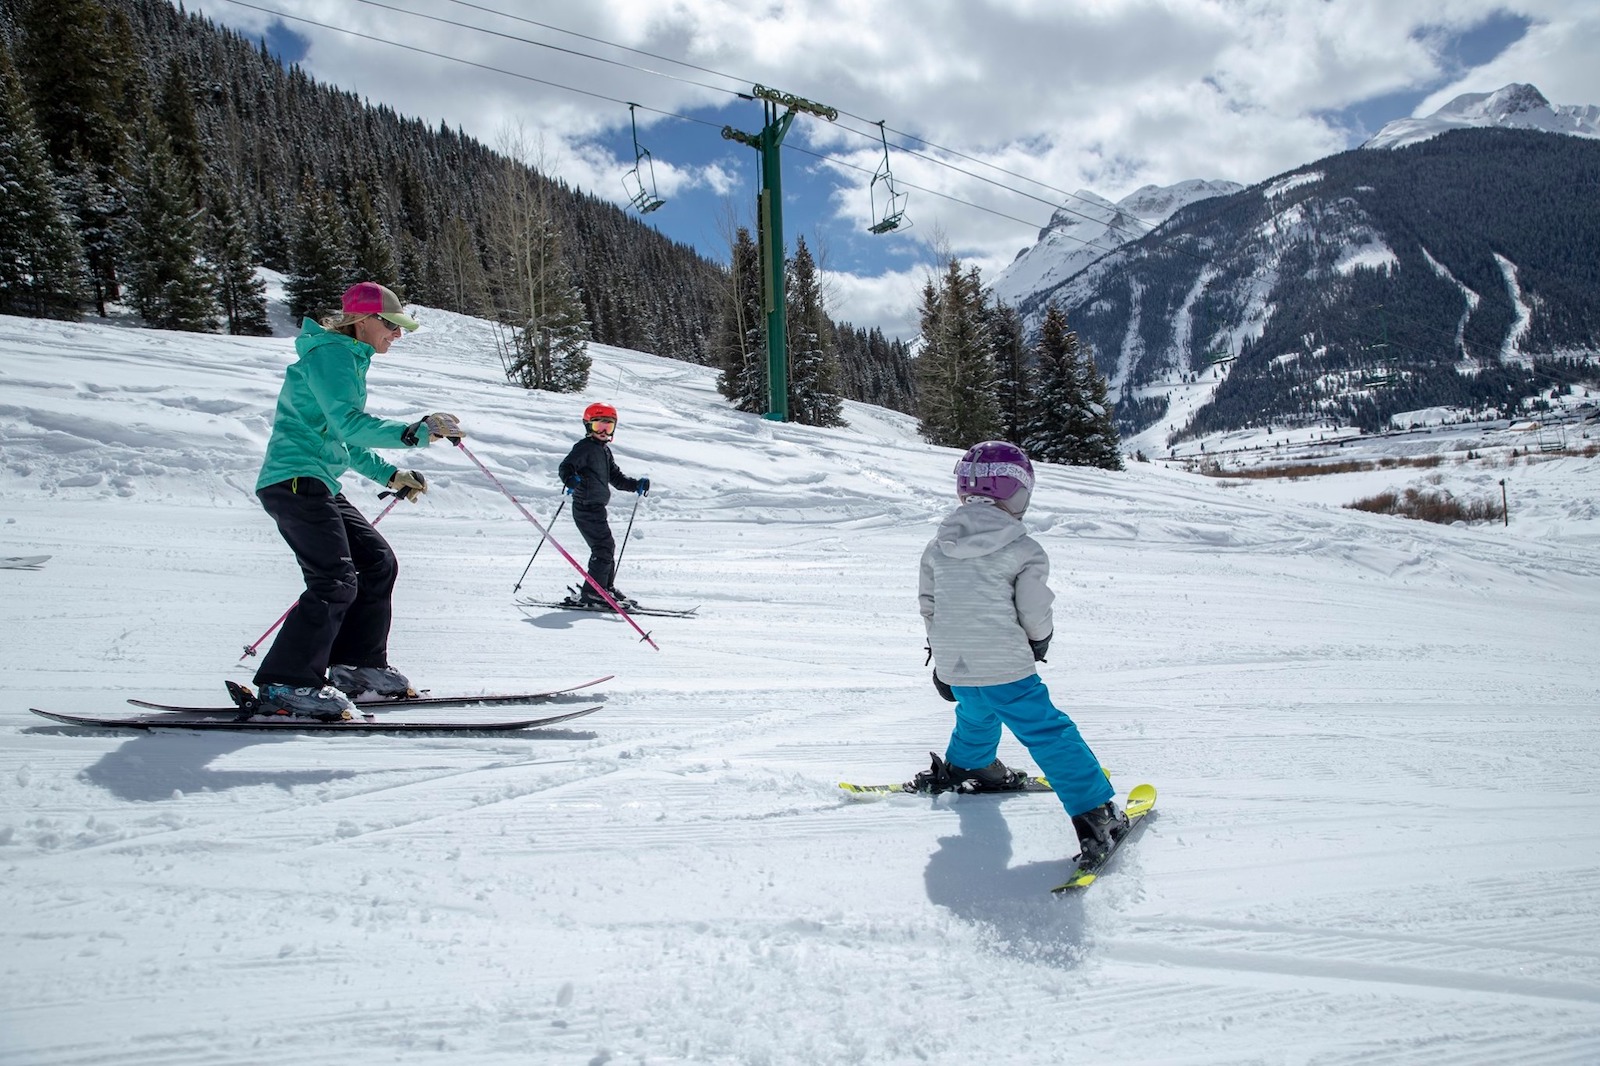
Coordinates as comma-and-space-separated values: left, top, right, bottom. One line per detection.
185, 0, 1600, 340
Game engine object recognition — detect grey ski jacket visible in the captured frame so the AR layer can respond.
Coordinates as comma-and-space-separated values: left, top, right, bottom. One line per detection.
918, 498, 1054, 687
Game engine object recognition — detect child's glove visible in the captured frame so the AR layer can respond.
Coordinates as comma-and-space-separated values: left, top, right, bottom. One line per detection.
636, 477, 650, 496
1029, 633, 1052, 662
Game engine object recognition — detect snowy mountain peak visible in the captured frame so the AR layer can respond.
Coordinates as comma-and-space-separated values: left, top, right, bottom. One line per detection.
1468, 82, 1552, 117
993, 179, 1240, 309
1363, 83, 1600, 149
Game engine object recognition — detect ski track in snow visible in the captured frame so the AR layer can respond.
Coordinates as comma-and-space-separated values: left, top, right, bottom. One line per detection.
2, 309, 1599, 1065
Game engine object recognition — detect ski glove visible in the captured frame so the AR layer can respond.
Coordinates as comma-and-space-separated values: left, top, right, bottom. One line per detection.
636, 477, 650, 496
1029, 633, 1052, 662
387, 469, 427, 501
423, 412, 463, 441
403, 412, 464, 445
932, 670, 956, 702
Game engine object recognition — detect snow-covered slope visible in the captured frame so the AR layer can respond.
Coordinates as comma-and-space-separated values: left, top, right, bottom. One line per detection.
1364, 82, 1600, 149
4, 308, 1600, 1065
992, 179, 1241, 310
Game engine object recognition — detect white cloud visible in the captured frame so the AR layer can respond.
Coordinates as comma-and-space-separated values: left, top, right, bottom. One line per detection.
181, 0, 1600, 341
1417, 4, 1600, 112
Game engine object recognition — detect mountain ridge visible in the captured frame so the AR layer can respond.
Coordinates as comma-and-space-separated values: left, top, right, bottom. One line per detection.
991, 85, 1600, 445
1362, 83, 1600, 150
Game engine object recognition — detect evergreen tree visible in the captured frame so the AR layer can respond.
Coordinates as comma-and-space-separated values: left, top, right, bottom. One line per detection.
56, 150, 120, 315
205, 182, 269, 335
397, 231, 427, 306
285, 175, 353, 323
1079, 350, 1124, 470
715, 226, 767, 413
915, 259, 1000, 448
0, 42, 88, 318
427, 214, 489, 316
987, 298, 1030, 441
154, 57, 203, 198
348, 180, 397, 287
1025, 302, 1123, 470
11, 0, 132, 173
489, 156, 590, 391
785, 236, 844, 426
119, 119, 216, 330
1023, 302, 1089, 463
13, 0, 134, 305
504, 224, 591, 391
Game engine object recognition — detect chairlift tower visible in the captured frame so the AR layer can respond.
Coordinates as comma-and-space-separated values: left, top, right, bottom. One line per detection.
723, 85, 837, 421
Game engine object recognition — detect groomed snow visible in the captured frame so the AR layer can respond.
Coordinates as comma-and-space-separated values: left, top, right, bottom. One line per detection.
3, 302, 1599, 1065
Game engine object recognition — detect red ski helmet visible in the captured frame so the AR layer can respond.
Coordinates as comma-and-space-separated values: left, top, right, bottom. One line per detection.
583, 402, 617, 438
955, 440, 1034, 517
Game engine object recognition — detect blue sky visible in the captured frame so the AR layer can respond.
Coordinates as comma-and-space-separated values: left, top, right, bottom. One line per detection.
196, 1, 1598, 341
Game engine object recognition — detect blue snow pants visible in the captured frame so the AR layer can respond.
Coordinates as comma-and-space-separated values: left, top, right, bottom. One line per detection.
945, 673, 1114, 817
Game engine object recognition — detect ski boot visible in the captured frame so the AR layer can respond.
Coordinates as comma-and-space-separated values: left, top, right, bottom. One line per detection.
1072, 800, 1130, 864
255, 683, 358, 722
328, 664, 415, 700
906, 752, 1030, 795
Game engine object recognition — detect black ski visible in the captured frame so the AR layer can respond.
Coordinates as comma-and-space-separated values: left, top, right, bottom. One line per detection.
127, 675, 612, 714
29, 704, 603, 733
515, 594, 699, 618
0, 554, 50, 569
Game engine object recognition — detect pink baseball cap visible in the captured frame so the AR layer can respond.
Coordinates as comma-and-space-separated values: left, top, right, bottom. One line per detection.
341, 282, 419, 331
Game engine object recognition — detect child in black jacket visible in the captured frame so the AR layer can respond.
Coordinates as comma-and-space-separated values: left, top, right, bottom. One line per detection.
557, 402, 650, 606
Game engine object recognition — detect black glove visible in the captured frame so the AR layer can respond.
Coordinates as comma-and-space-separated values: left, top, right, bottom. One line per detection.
564, 474, 581, 493
1029, 633, 1052, 662
636, 476, 650, 496
932, 670, 955, 702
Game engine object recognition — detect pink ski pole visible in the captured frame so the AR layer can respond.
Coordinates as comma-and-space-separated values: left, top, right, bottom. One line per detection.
238, 489, 410, 661
453, 439, 659, 650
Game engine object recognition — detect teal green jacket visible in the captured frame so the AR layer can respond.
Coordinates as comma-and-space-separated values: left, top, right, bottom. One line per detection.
255, 319, 427, 493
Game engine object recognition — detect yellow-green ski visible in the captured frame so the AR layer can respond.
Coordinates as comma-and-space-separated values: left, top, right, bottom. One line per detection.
839, 775, 1052, 797
1052, 783, 1157, 891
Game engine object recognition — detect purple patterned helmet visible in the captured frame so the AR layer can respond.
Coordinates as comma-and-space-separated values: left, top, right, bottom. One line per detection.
955, 440, 1034, 517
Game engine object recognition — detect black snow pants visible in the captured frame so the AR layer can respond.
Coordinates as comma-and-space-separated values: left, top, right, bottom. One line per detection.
253, 477, 398, 688
572, 501, 616, 593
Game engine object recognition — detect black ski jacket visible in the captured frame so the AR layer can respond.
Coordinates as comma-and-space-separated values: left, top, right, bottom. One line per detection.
558, 436, 639, 507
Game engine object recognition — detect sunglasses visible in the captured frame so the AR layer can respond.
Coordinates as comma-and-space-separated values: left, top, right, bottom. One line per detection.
373, 314, 404, 333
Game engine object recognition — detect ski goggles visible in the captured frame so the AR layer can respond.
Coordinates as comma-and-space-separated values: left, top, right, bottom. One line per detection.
589, 417, 616, 427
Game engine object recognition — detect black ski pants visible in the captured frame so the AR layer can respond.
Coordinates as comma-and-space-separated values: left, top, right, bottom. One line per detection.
572, 502, 616, 592
253, 478, 397, 688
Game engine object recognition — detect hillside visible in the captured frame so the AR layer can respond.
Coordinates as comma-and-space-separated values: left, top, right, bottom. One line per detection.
3, 307, 1600, 1064
1021, 129, 1600, 443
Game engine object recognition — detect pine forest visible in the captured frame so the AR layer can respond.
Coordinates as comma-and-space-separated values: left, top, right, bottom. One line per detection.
1, 0, 1141, 464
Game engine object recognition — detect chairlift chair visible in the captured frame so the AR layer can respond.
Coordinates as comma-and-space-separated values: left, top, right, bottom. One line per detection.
622, 103, 666, 215
867, 120, 908, 234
